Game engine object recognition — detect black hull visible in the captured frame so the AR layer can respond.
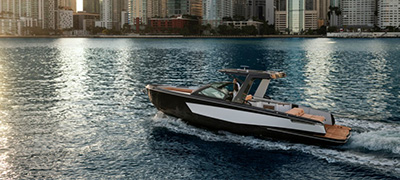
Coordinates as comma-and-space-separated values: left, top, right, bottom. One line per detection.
147, 86, 349, 145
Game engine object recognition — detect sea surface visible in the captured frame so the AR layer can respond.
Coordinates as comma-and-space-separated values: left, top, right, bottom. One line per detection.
0, 38, 399, 179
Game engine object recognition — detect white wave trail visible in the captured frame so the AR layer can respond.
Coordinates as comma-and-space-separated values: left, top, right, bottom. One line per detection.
152, 113, 400, 176
336, 118, 400, 155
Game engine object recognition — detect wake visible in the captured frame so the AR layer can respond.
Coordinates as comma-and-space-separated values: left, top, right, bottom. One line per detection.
152, 112, 400, 176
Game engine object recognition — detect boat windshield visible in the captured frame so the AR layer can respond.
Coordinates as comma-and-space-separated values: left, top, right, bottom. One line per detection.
198, 87, 227, 99
197, 82, 232, 100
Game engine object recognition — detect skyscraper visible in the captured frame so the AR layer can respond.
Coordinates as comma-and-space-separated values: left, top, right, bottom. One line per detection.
341, 0, 375, 27
329, 0, 341, 26
0, 0, 44, 34
275, 0, 319, 34
147, 0, 167, 18
128, 0, 147, 25
96, 0, 127, 29
246, 0, 274, 24
190, 0, 202, 17
167, 0, 190, 17
378, 0, 400, 28
84, 0, 100, 14
275, 0, 287, 31
287, 0, 305, 33
233, 0, 246, 18
59, 0, 77, 12
203, 0, 233, 26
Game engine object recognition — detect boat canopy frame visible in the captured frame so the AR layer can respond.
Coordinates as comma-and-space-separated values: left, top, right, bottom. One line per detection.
219, 68, 286, 104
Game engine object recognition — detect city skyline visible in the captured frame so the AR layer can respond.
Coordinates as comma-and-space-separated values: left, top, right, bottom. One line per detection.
1, 0, 399, 36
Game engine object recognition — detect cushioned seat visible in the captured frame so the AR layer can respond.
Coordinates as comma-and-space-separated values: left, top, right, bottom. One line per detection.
286, 108, 325, 123
286, 108, 305, 116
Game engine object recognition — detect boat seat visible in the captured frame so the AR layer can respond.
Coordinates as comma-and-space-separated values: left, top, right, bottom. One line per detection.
163, 87, 193, 93
286, 108, 325, 123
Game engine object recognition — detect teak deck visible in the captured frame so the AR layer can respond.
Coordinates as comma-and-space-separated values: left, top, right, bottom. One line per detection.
316, 125, 351, 140
162, 87, 193, 93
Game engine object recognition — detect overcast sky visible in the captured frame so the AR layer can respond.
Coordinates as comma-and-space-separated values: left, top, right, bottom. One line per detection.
77, 0, 83, 11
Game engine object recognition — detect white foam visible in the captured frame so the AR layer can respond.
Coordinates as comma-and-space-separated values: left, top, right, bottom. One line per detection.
151, 113, 400, 176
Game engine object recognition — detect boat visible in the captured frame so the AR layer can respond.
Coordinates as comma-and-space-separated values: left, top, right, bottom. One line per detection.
146, 68, 351, 145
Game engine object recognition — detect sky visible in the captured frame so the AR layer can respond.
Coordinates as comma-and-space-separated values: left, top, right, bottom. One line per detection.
77, 0, 83, 11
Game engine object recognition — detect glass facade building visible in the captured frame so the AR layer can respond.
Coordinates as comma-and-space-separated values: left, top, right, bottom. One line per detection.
288, 0, 304, 33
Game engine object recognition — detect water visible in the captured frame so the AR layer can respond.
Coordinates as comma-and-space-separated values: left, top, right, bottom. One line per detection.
0, 38, 399, 179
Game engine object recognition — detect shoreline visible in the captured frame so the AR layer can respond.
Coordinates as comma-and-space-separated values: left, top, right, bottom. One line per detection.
0, 35, 325, 38
1, 34, 399, 38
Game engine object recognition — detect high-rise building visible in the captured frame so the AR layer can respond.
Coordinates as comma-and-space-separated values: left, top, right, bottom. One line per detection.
57, 9, 74, 29
275, 0, 320, 34
48, 0, 74, 30
275, 0, 287, 31
59, 0, 77, 12
378, 0, 400, 28
329, 0, 341, 26
203, 0, 234, 27
246, 0, 274, 24
341, 0, 375, 27
84, 0, 100, 14
287, 0, 305, 33
317, 0, 328, 26
0, 0, 46, 32
147, 0, 167, 18
304, 0, 318, 30
233, 0, 246, 18
0, 0, 75, 34
190, 0, 202, 17
220, 0, 234, 18
96, 0, 127, 29
128, 0, 147, 25
167, 0, 190, 17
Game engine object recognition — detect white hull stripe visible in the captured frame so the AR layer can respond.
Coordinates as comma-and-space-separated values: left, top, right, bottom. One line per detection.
186, 102, 326, 134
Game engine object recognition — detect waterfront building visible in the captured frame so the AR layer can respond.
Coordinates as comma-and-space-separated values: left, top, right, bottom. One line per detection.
84, 0, 100, 14
317, 0, 329, 27
265, 0, 274, 24
147, 0, 167, 18
190, 0, 202, 17
57, 8, 73, 29
233, 0, 246, 18
275, 0, 323, 34
167, 0, 190, 17
246, 0, 274, 24
0, 0, 46, 34
73, 12, 100, 35
304, 0, 319, 30
0, 18, 16, 35
128, 0, 147, 25
378, 0, 400, 29
287, 0, 305, 33
58, 0, 77, 12
96, 0, 127, 30
222, 19, 263, 29
329, 0, 341, 26
274, 0, 287, 32
96, 0, 112, 28
341, 0, 375, 27
149, 17, 198, 30
203, 0, 234, 27
121, 10, 128, 27
220, 0, 234, 18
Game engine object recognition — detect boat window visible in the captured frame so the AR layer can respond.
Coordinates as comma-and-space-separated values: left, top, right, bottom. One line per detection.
211, 82, 233, 95
198, 87, 226, 99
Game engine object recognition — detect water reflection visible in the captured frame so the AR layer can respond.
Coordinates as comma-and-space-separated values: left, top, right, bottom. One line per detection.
0, 38, 399, 178
302, 38, 335, 109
